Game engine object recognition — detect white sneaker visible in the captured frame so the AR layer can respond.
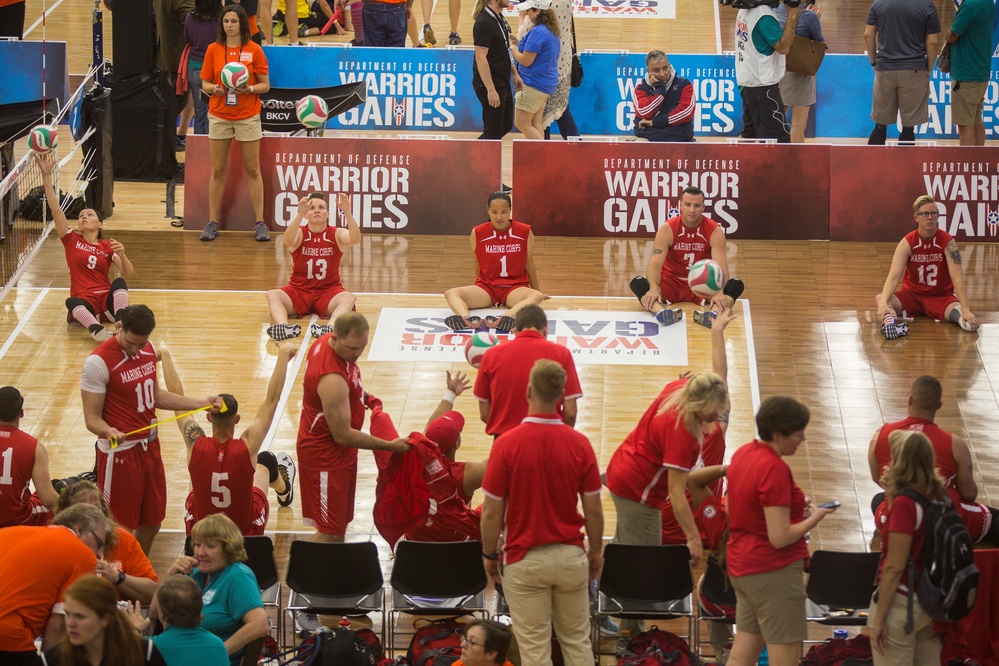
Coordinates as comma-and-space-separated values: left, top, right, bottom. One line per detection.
90, 327, 113, 342
276, 452, 296, 507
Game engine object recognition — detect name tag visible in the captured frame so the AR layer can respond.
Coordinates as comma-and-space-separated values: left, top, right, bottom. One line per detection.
226, 90, 237, 106
203, 589, 217, 604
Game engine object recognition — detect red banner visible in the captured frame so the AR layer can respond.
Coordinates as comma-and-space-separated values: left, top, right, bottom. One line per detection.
829, 147, 999, 242
511, 141, 830, 239
183, 135, 503, 234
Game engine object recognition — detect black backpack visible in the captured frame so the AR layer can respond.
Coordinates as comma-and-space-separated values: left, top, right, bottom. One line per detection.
299, 626, 380, 666
898, 489, 979, 626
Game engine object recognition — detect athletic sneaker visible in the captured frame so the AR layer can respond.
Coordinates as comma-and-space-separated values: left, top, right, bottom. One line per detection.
200, 221, 219, 241
445, 315, 480, 331
655, 308, 683, 326
881, 320, 909, 340
254, 221, 271, 242
267, 323, 302, 341
494, 315, 515, 332
275, 452, 297, 507
448, 32, 461, 45
90, 327, 113, 342
295, 611, 322, 636
273, 19, 287, 37
693, 310, 717, 329
310, 322, 334, 338
422, 23, 436, 46
598, 616, 620, 637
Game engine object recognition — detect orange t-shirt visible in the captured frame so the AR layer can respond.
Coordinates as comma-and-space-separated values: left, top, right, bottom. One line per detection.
0, 526, 97, 651
105, 528, 159, 600
201, 41, 268, 121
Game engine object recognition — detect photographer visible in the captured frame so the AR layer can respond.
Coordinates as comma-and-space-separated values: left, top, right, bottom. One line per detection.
734, 0, 800, 143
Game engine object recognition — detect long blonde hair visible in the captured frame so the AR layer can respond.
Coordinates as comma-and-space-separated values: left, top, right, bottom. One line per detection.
657, 373, 728, 443
887, 430, 946, 500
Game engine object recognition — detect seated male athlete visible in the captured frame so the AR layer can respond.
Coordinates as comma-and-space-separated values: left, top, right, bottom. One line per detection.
266, 192, 361, 341
0, 386, 60, 528
159, 346, 298, 535
629, 186, 744, 327
443, 192, 546, 333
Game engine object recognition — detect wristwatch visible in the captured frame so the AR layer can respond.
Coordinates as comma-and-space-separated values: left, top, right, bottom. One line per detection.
115, 570, 126, 585
482, 550, 500, 561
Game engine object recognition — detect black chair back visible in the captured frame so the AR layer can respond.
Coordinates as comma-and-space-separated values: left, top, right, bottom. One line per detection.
806, 550, 881, 609
286, 540, 384, 597
701, 557, 736, 607
244, 535, 279, 591
600, 544, 693, 601
391, 540, 487, 598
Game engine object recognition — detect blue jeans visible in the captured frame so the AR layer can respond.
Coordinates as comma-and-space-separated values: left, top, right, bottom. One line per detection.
189, 63, 209, 135
361, 2, 406, 47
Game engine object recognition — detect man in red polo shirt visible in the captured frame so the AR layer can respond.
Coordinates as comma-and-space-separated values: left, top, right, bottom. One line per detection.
481, 359, 603, 666
473, 304, 581, 437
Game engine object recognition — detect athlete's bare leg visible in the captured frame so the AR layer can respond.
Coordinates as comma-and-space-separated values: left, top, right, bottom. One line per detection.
503, 287, 546, 318
254, 463, 288, 495
208, 137, 235, 223
134, 524, 161, 555
445, 284, 495, 317
266, 289, 297, 325
238, 139, 265, 222
323, 291, 358, 324
875, 292, 903, 315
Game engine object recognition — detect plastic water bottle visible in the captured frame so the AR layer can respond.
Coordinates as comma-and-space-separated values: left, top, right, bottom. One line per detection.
758, 646, 768, 666
833, 629, 849, 641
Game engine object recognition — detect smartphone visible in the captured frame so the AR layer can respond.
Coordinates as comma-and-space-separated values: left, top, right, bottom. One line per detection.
817, 500, 840, 509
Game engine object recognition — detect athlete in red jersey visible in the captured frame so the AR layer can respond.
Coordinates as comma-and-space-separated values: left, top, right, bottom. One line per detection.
632, 187, 735, 328
295, 312, 410, 541
266, 192, 361, 341
0, 387, 59, 527
876, 194, 978, 340
868, 375, 998, 545
37, 155, 134, 343
80, 305, 222, 553
444, 192, 545, 332
158, 346, 297, 536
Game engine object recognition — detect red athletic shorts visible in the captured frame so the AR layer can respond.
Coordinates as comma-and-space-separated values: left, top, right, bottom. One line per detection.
894, 290, 958, 321
281, 284, 347, 318
183, 487, 269, 536
660, 275, 708, 306
0, 493, 52, 527
97, 438, 167, 530
875, 495, 991, 543
475, 280, 530, 307
300, 464, 356, 536
66, 291, 114, 324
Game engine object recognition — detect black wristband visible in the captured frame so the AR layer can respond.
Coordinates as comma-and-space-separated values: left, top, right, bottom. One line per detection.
115, 570, 126, 585
482, 550, 500, 561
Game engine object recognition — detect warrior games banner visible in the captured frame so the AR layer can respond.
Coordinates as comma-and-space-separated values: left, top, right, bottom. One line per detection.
501, 0, 676, 20
829, 147, 999, 243
511, 141, 830, 239
183, 135, 502, 233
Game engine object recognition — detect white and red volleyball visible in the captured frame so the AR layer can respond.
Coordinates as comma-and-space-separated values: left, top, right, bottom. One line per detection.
28, 124, 58, 154
465, 331, 499, 368
687, 259, 726, 299
220, 62, 249, 90
296, 95, 329, 129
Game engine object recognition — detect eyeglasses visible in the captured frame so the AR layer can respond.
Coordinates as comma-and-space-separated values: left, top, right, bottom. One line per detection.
916, 211, 940, 218
88, 529, 105, 552
460, 635, 485, 649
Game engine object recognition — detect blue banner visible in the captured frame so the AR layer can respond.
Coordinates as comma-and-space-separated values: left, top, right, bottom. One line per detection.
0, 41, 69, 107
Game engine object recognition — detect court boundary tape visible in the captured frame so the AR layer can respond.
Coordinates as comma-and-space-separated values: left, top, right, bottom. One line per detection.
259, 314, 318, 454
0, 288, 49, 363
742, 300, 761, 413
713, 0, 723, 54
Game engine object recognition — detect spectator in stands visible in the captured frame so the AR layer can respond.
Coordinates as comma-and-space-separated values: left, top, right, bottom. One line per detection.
864, 0, 940, 145
516, 0, 578, 139
184, 0, 223, 136
456, 619, 514, 666
868, 431, 944, 664
199, 4, 272, 243
158, 0, 196, 90
481, 359, 603, 666
509, 0, 560, 139
0, 504, 111, 664
775, 1, 824, 143
0, 386, 59, 527
735, 0, 799, 142
165, 514, 269, 665
947, 0, 995, 145
40, 575, 166, 666
36, 155, 134, 343
632, 50, 695, 142
151, 575, 230, 666
725, 396, 836, 666
57, 480, 160, 605
472, 0, 519, 140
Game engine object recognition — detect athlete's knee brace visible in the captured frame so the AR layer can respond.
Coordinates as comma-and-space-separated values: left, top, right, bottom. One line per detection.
257, 450, 279, 483
66, 297, 95, 314
723, 277, 745, 302
109, 277, 128, 292
630, 276, 651, 301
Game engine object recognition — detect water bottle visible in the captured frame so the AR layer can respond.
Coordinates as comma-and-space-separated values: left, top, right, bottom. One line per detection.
833, 629, 849, 641
758, 646, 768, 666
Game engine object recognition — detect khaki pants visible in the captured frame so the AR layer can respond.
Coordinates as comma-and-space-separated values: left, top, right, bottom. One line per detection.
610, 492, 662, 635
867, 590, 941, 666
504, 544, 592, 666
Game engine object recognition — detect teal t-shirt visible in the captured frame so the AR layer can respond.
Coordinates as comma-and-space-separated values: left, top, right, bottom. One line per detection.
191, 562, 263, 666
753, 14, 784, 56
152, 626, 230, 666
951, 0, 996, 82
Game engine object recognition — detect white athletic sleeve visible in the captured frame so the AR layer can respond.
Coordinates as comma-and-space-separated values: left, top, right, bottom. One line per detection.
81, 355, 110, 393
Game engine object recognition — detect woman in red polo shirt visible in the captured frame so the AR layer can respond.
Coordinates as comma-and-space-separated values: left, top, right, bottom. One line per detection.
725, 396, 836, 666
199, 4, 271, 243
868, 430, 945, 665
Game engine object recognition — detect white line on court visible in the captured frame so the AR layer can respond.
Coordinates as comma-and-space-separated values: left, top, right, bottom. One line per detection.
742, 299, 761, 413
23, 0, 67, 38
713, 0, 723, 54
0, 288, 50, 363
259, 315, 318, 453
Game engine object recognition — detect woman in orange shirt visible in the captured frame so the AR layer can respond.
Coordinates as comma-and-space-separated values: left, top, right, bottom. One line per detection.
199, 4, 271, 243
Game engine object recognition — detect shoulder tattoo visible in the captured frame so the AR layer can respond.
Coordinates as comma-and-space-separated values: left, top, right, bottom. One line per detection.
183, 420, 206, 446
946, 240, 962, 265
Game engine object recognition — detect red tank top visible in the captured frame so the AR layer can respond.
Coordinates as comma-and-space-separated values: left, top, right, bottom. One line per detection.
474, 220, 531, 288
297, 335, 365, 467
0, 426, 40, 526
290, 227, 344, 292
901, 228, 954, 296
661, 215, 719, 281
188, 435, 255, 533
61, 231, 115, 300
89, 339, 159, 433
875, 416, 957, 487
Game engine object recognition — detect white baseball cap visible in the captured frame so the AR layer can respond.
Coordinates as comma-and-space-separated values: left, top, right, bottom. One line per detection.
517, 0, 552, 10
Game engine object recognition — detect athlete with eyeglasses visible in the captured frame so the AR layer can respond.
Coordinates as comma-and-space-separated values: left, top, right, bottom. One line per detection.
875, 194, 979, 339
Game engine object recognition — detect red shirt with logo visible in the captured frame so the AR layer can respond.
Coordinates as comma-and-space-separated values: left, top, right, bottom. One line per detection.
82, 339, 159, 433
188, 436, 255, 533
0, 426, 43, 527
61, 230, 115, 300
901, 228, 954, 296
474, 220, 531, 289
662, 215, 719, 281
290, 227, 344, 293
297, 335, 364, 468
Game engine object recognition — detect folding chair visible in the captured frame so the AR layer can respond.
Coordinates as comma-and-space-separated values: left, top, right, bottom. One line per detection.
594, 544, 694, 655
243, 536, 283, 644
283, 540, 385, 648
388, 540, 488, 655
805, 550, 881, 628
694, 557, 736, 661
